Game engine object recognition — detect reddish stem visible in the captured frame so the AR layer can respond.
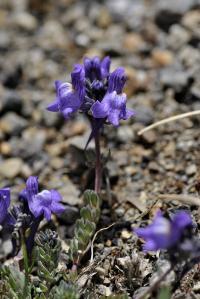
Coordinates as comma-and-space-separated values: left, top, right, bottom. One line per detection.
94, 131, 101, 193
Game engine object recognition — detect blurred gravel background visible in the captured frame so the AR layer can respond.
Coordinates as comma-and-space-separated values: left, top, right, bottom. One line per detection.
0, 0, 200, 296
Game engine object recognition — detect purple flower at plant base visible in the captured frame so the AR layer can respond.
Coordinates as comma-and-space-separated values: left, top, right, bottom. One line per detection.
135, 210, 192, 251
24, 176, 65, 221
0, 188, 11, 224
47, 64, 85, 119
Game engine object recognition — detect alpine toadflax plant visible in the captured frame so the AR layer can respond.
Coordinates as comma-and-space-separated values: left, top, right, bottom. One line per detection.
135, 210, 192, 251
47, 56, 134, 127
21, 176, 65, 221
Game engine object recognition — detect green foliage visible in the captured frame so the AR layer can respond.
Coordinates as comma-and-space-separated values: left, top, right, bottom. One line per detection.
68, 190, 101, 264
49, 280, 80, 299
157, 286, 171, 299
34, 229, 61, 291
100, 295, 129, 299
0, 265, 31, 299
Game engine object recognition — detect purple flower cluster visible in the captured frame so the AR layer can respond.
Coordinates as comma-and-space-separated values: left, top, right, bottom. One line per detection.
47, 56, 134, 127
135, 210, 192, 251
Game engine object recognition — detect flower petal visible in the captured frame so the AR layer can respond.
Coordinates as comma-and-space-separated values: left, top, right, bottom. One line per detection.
28, 197, 43, 218
26, 176, 39, 199
51, 190, 62, 202
107, 110, 120, 126
108, 67, 126, 94
101, 56, 111, 78
47, 98, 59, 112
51, 202, 65, 215
91, 100, 108, 118
71, 64, 85, 99
43, 208, 51, 221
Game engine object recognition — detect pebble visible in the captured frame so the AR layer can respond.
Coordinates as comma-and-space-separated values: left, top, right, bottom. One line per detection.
117, 125, 134, 143
123, 33, 145, 52
0, 112, 28, 135
160, 68, 189, 91
152, 49, 174, 66
58, 179, 81, 206
38, 20, 68, 49
98, 285, 112, 296
11, 12, 38, 31
0, 158, 23, 179
141, 131, 157, 145
57, 206, 79, 224
186, 164, 197, 176
134, 106, 154, 125
168, 24, 190, 50
0, 90, 23, 114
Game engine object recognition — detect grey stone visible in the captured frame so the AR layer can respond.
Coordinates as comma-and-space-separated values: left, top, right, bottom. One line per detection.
0, 112, 28, 135
0, 158, 23, 179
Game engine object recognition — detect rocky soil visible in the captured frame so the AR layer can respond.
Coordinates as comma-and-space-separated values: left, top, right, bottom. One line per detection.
0, 0, 200, 298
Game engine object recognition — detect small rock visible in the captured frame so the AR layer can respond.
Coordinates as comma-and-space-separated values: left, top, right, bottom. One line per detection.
152, 49, 174, 66
123, 33, 145, 52
38, 20, 68, 49
11, 12, 38, 31
160, 68, 189, 91
59, 179, 81, 206
134, 106, 154, 125
2, 239, 13, 256
115, 207, 125, 217
0, 90, 23, 114
117, 126, 134, 143
186, 164, 197, 176
0, 158, 23, 179
121, 229, 132, 239
0, 112, 28, 135
141, 131, 157, 145
168, 24, 190, 50
57, 206, 79, 224
97, 7, 112, 28
96, 266, 107, 277
98, 285, 112, 297
182, 10, 200, 35
0, 142, 12, 156
117, 256, 131, 268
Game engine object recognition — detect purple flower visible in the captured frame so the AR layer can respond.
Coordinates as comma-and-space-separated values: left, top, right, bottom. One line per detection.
0, 188, 10, 224
47, 64, 85, 119
25, 176, 65, 221
91, 92, 134, 126
47, 56, 134, 130
84, 56, 111, 81
108, 67, 126, 94
135, 211, 192, 251
91, 67, 134, 126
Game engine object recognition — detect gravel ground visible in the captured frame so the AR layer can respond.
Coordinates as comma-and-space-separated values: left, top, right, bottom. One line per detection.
0, 0, 200, 298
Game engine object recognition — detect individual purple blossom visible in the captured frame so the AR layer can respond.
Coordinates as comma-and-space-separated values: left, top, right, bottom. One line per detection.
91, 67, 135, 126
47, 64, 85, 119
135, 210, 192, 251
0, 188, 10, 224
24, 176, 65, 221
84, 56, 111, 81
91, 91, 134, 126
